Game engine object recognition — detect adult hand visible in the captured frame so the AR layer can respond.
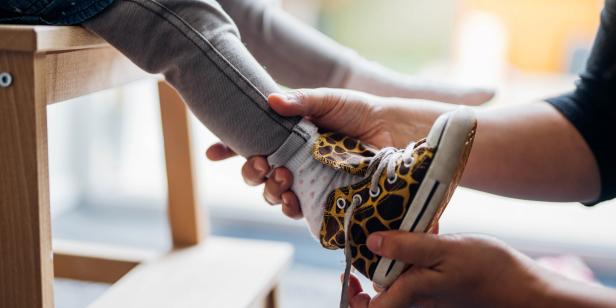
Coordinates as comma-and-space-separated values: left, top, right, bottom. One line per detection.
207, 88, 454, 217
345, 232, 616, 308
345, 232, 543, 307
206, 89, 436, 218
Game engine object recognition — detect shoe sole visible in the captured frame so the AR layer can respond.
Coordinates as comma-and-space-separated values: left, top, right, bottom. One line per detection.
372, 107, 477, 287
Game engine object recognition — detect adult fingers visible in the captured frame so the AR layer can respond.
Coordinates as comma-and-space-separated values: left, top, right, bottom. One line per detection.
263, 168, 293, 205
341, 274, 371, 308
205, 142, 237, 161
459, 87, 495, 105
281, 191, 303, 219
409, 84, 495, 106
373, 282, 384, 293
268, 88, 345, 118
350, 292, 371, 308
341, 273, 363, 296
241, 157, 270, 186
367, 231, 446, 267
370, 267, 436, 308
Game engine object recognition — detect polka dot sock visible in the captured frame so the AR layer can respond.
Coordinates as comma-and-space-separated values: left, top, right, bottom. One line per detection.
283, 125, 362, 238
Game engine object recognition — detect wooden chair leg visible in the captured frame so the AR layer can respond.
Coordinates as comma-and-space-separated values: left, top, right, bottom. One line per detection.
158, 80, 203, 248
0, 51, 54, 308
53, 239, 157, 284
265, 286, 280, 308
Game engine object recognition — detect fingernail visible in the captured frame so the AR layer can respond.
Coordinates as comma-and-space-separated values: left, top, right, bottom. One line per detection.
367, 234, 383, 252
281, 193, 290, 205
254, 160, 267, 175
280, 196, 288, 209
274, 170, 284, 184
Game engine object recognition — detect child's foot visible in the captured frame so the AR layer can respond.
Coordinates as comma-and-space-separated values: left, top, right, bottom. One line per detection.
315, 107, 477, 287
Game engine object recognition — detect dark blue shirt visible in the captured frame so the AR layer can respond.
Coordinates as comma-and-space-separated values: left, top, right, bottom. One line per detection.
0, 0, 114, 25
547, 0, 616, 204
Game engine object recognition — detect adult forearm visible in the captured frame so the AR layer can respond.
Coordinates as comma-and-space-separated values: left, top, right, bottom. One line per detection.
540, 276, 616, 308
464, 102, 600, 202
381, 99, 600, 202
218, 0, 493, 105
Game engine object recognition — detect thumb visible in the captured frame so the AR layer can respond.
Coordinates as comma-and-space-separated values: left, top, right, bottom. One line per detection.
268, 89, 339, 118
367, 231, 447, 268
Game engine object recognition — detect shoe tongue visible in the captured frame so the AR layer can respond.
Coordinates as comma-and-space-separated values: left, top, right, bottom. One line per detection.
312, 132, 379, 176
312, 132, 431, 177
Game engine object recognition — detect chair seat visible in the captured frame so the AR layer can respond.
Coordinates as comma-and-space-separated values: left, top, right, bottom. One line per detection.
88, 237, 293, 308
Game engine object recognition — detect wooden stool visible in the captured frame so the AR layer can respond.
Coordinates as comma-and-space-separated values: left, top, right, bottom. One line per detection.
0, 25, 292, 308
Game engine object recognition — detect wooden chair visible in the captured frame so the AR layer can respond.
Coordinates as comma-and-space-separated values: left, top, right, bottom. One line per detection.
0, 25, 292, 308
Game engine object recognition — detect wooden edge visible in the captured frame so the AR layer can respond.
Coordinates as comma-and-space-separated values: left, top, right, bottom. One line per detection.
0, 26, 37, 51
35, 26, 108, 52
45, 46, 151, 104
158, 81, 204, 247
0, 25, 107, 52
53, 239, 159, 284
248, 247, 292, 308
265, 287, 280, 308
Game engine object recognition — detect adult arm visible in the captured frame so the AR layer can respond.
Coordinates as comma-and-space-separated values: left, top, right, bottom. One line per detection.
216, 89, 601, 212
458, 102, 600, 202
217, 0, 493, 105
312, 93, 601, 202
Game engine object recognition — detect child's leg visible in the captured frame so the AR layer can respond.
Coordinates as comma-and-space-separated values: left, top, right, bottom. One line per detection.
83, 0, 358, 237
218, 0, 493, 105
84, 0, 309, 161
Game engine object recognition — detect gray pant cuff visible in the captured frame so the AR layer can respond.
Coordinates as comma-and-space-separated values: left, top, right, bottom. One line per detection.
267, 119, 317, 169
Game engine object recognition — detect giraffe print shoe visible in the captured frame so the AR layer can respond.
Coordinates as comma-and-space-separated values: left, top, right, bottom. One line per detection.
316, 107, 477, 289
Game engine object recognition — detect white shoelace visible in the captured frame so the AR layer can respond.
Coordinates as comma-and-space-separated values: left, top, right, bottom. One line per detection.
366, 142, 416, 196
339, 198, 358, 308
339, 142, 416, 308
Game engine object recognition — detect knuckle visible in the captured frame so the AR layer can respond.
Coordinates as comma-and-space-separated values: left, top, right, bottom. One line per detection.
387, 278, 416, 304
323, 90, 347, 106
291, 89, 309, 102
270, 181, 285, 195
264, 183, 276, 197
396, 275, 415, 292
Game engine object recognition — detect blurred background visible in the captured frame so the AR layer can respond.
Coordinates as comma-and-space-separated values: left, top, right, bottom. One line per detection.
51, 0, 616, 307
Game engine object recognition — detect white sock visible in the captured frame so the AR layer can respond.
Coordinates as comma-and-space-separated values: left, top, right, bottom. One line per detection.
283, 122, 362, 238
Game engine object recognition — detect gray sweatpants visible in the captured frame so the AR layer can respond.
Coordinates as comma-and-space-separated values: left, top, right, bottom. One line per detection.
84, 0, 314, 165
